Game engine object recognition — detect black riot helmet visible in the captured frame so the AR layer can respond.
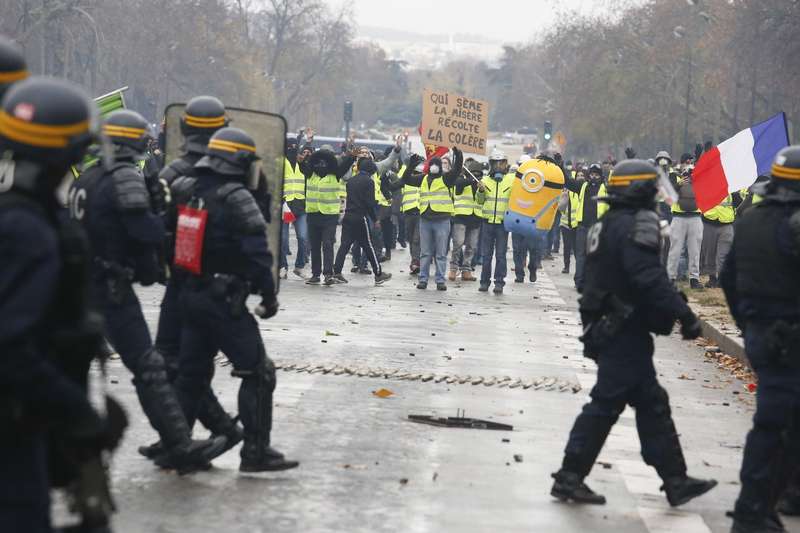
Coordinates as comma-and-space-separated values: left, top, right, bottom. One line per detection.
196, 126, 259, 177
770, 145, 800, 188
180, 95, 227, 154
0, 76, 95, 198
103, 109, 152, 161
605, 159, 660, 206
0, 36, 28, 102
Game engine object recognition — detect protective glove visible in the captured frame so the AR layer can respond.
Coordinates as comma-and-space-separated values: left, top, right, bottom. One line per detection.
408, 153, 425, 169
679, 311, 703, 340
254, 292, 279, 319
625, 147, 636, 159
145, 174, 170, 215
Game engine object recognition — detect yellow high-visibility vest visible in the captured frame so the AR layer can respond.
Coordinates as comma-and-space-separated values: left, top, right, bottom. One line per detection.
560, 191, 580, 228
703, 194, 735, 224
477, 173, 515, 224
452, 186, 479, 217
283, 158, 305, 201
419, 175, 454, 215
306, 174, 340, 215
373, 173, 390, 207
575, 182, 608, 224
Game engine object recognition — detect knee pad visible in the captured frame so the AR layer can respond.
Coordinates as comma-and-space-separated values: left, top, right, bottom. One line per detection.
134, 348, 168, 385
232, 360, 276, 393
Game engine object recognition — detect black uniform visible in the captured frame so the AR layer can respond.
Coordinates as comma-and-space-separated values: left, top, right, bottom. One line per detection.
721, 172, 800, 531
174, 129, 297, 471
552, 159, 715, 508
0, 75, 126, 533
70, 157, 223, 470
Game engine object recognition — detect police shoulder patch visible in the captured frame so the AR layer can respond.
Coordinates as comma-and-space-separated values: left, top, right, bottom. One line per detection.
219, 183, 266, 234
112, 166, 149, 211
630, 209, 661, 251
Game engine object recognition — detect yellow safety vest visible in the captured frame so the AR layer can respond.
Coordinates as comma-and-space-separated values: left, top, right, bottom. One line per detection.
283, 158, 305, 201
419, 175, 454, 215
402, 185, 420, 212
561, 191, 580, 229
306, 174, 340, 215
575, 182, 608, 224
477, 173, 515, 224
452, 186, 479, 217
373, 173, 390, 207
703, 194, 735, 224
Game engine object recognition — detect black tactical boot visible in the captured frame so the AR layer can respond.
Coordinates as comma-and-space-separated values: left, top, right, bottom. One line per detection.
661, 475, 717, 506
240, 442, 299, 473
550, 471, 606, 505
138, 440, 163, 459
134, 349, 230, 473
196, 394, 245, 454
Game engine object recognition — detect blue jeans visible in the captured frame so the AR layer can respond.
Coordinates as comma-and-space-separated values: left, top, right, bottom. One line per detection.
512, 229, 548, 278
280, 213, 308, 269
480, 222, 509, 286
419, 217, 451, 284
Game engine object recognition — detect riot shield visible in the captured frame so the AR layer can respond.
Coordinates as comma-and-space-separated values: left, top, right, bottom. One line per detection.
163, 104, 286, 292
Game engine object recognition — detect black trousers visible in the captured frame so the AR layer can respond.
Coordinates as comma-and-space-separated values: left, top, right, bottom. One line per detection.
307, 216, 337, 277
335, 216, 381, 276
561, 226, 576, 270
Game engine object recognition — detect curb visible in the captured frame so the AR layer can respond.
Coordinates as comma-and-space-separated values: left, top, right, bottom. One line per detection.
693, 310, 748, 367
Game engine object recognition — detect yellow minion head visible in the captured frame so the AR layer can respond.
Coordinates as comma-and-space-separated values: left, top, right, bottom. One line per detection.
507, 157, 565, 230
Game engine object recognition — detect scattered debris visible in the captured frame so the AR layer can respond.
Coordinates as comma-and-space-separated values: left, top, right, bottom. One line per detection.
373, 388, 394, 398
432, 472, 438, 482
399, 478, 409, 485
597, 461, 612, 469
502, 438, 510, 443
408, 414, 513, 431
513, 454, 523, 463
324, 330, 340, 336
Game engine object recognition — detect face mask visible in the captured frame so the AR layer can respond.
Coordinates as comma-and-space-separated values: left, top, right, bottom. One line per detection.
314, 164, 328, 175
429, 164, 440, 174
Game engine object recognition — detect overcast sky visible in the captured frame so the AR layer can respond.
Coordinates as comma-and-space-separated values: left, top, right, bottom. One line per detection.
328, 0, 623, 43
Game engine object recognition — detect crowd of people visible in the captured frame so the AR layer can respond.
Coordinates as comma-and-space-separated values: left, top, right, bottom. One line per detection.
279, 136, 752, 298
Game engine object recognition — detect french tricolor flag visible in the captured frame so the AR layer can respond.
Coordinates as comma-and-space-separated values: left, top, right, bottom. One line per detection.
693, 112, 790, 212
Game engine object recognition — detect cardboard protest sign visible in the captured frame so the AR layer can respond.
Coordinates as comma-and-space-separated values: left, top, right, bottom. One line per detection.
421, 88, 489, 155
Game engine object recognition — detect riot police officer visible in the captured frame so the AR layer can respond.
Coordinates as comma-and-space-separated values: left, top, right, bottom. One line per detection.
721, 146, 800, 533
174, 127, 299, 472
69, 109, 227, 473
0, 76, 125, 532
140, 96, 244, 461
551, 159, 716, 507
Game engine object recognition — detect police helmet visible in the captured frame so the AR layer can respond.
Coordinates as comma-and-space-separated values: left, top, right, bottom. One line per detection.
0, 76, 94, 194
0, 36, 28, 101
180, 95, 227, 141
771, 145, 800, 183
606, 159, 659, 205
103, 109, 151, 160
198, 126, 259, 177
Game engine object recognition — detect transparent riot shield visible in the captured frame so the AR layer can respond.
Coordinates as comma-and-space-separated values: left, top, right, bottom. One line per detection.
163, 104, 287, 291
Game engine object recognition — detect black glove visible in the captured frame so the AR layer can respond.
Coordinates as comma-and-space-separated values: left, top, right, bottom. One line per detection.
679, 311, 703, 340
410, 153, 424, 167
625, 147, 636, 159
145, 174, 169, 215
553, 152, 563, 166
254, 292, 279, 319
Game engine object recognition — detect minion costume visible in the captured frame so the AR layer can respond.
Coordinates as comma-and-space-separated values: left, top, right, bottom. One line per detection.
505, 156, 565, 283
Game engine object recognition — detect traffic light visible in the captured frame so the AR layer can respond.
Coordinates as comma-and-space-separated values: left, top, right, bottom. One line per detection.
543, 120, 552, 141
344, 101, 353, 122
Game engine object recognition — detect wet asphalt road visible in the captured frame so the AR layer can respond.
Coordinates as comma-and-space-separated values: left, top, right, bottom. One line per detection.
81, 247, 797, 533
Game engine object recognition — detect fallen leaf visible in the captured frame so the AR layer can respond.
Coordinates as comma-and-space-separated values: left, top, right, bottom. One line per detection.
372, 388, 394, 398
325, 330, 340, 336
